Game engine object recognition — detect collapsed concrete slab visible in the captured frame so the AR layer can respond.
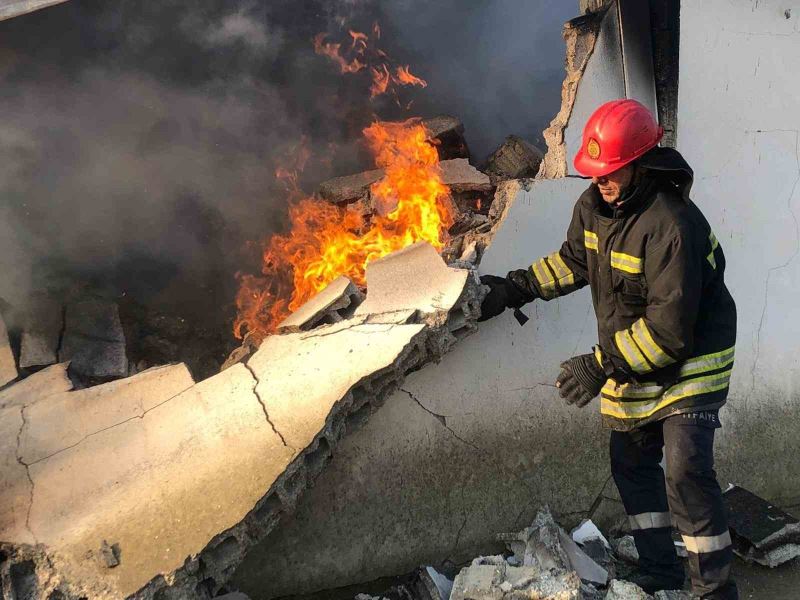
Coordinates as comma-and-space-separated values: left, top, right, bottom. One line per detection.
0, 363, 73, 410
0, 242, 481, 599
0, 313, 17, 388
59, 298, 128, 379
278, 276, 364, 333
19, 294, 62, 368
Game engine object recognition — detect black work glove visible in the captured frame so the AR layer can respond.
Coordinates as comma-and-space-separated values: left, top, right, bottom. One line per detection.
478, 273, 535, 322
555, 353, 606, 408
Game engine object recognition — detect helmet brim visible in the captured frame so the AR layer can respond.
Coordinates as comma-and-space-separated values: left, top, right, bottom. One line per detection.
573, 148, 619, 178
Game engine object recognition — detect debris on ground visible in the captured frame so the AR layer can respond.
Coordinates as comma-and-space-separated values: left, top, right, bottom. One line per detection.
604, 579, 652, 599
611, 535, 640, 564
498, 507, 608, 585
724, 485, 800, 567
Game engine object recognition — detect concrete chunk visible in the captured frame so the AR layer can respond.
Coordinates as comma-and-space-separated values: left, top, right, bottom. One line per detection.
484, 135, 544, 179
278, 276, 364, 333
59, 298, 127, 378
605, 579, 653, 600
724, 485, 800, 566
439, 158, 492, 193
19, 295, 62, 368
354, 242, 471, 330
0, 363, 73, 410
498, 507, 607, 585
317, 169, 385, 204
422, 115, 469, 160
0, 313, 18, 387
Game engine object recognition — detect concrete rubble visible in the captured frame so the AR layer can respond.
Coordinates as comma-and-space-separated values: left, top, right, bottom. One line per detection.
498, 508, 608, 586
0, 313, 17, 388
58, 297, 128, 379
18, 293, 62, 368
610, 536, 639, 565
278, 276, 364, 333
604, 579, 652, 600
0, 241, 483, 599
724, 485, 800, 567
484, 135, 544, 181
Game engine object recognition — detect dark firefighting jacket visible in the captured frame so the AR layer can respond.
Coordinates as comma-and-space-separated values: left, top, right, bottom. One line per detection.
508, 148, 737, 431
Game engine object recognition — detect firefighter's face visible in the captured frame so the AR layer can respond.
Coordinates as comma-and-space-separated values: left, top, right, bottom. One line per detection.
593, 164, 635, 203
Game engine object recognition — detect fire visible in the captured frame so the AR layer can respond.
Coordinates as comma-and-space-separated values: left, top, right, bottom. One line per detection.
313, 23, 427, 101
234, 120, 453, 340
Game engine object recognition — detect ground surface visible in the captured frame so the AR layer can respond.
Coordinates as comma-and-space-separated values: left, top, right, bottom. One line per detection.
733, 557, 800, 600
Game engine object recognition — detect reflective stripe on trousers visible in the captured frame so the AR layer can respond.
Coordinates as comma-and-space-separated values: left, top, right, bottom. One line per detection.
610, 412, 736, 598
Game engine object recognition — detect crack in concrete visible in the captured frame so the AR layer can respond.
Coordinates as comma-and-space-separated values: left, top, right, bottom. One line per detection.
747, 129, 800, 402
15, 405, 37, 543
242, 362, 292, 450
586, 473, 614, 521
22, 381, 196, 467
401, 388, 537, 497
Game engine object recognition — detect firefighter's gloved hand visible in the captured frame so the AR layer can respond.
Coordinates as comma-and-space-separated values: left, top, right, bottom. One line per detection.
478, 274, 531, 322
556, 353, 605, 408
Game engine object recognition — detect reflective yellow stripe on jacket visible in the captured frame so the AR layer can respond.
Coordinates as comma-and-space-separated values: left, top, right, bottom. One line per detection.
584, 230, 598, 251
531, 251, 579, 300
615, 318, 675, 374
601, 345, 735, 420
610, 251, 643, 274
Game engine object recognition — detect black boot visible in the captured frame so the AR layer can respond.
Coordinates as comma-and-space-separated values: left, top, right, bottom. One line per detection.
625, 566, 685, 594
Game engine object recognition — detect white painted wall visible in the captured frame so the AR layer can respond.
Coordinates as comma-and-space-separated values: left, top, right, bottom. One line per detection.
565, 5, 625, 175
677, 0, 800, 498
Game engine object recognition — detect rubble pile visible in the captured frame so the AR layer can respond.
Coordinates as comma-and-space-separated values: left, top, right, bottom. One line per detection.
353, 508, 697, 600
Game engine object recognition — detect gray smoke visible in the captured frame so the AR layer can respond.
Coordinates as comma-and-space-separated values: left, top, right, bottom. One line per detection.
0, 0, 574, 318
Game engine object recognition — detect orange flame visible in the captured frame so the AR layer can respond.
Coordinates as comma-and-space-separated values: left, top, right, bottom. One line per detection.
234, 120, 453, 340
314, 23, 427, 100
313, 32, 365, 74
395, 65, 427, 88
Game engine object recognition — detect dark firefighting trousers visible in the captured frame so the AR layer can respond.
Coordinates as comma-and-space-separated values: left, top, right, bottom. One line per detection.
610, 410, 738, 599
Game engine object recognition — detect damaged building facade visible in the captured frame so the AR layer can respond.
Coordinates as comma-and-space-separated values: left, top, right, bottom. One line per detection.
1, 0, 799, 598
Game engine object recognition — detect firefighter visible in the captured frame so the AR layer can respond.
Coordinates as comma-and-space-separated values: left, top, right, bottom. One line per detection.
479, 99, 738, 599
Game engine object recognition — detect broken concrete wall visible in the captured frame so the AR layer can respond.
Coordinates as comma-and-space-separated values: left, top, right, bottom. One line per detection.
675, 0, 800, 505
0, 243, 481, 598
231, 178, 614, 598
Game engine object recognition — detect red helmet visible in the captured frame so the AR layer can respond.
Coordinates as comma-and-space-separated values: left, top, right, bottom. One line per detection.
573, 99, 664, 177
